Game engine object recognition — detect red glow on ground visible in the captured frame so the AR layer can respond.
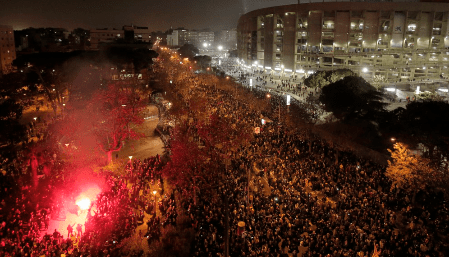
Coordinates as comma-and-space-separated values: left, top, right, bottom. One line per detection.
41, 183, 103, 239
76, 198, 91, 210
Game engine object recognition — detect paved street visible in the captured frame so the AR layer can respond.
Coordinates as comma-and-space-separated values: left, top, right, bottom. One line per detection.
218, 59, 448, 112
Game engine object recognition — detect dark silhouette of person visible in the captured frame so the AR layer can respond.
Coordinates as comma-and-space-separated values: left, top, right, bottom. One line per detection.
76, 223, 83, 237
67, 224, 74, 238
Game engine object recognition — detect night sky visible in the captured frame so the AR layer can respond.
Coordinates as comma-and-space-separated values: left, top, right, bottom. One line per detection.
0, 0, 299, 32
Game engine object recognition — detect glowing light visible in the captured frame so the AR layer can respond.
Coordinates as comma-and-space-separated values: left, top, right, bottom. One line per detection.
385, 88, 396, 92
362, 67, 368, 73
76, 198, 91, 210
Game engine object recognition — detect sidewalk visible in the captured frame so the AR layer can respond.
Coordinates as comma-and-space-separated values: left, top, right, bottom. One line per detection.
220, 63, 423, 111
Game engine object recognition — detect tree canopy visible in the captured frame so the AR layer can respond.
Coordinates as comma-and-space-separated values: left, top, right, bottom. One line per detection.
104, 46, 159, 72
178, 44, 199, 60
193, 55, 212, 69
304, 69, 356, 88
394, 101, 449, 165
52, 83, 145, 164
386, 142, 448, 199
319, 76, 386, 121
0, 98, 27, 147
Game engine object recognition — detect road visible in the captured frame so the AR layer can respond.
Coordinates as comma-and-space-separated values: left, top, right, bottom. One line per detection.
117, 105, 165, 161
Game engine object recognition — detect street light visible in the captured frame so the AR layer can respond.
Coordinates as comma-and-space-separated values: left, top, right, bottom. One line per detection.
153, 190, 157, 214
266, 93, 281, 138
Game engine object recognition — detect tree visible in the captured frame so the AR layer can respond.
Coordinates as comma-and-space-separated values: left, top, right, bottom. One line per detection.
396, 101, 449, 166
55, 83, 145, 164
304, 69, 356, 88
90, 83, 145, 163
386, 142, 437, 202
13, 52, 81, 116
162, 125, 211, 202
0, 98, 27, 146
105, 46, 159, 72
319, 76, 386, 121
193, 55, 212, 70
178, 44, 199, 60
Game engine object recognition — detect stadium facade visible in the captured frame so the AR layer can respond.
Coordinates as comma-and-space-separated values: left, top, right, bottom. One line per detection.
237, 1, 449, 83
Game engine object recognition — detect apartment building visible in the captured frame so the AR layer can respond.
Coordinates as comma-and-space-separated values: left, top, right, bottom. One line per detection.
0, 25, 16, 74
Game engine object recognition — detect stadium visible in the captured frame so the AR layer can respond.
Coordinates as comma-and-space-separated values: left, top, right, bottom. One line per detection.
237, 0, 449, 87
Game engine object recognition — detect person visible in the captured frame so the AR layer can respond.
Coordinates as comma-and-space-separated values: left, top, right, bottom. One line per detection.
53, 229, 61, 244
67, 223, 74, 238
76, 223, 83, 237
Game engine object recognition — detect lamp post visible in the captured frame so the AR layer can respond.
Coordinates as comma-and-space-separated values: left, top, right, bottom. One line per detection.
152, 190, 157, 215
267, 93, 281, 139
128, 156, 133, 181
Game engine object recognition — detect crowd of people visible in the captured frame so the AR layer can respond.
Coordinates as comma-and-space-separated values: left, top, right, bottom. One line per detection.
0, 151, 180, 256
168, 66, 449, 257
2, 53, 449, 257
